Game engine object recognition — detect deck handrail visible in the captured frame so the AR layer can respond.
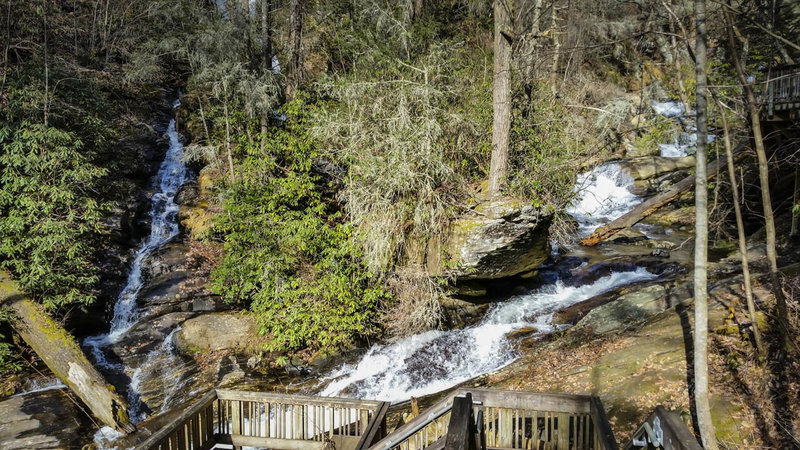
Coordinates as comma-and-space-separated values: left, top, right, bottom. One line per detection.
622, 406, 701, 450
766, 64, 800, 117
368, 392, 457, 450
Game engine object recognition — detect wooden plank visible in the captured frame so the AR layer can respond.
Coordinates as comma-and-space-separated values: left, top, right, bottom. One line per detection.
578, 143, 747, 246
589, 397, 618, 450
136, 390, 218, 450
444, 394, 475, 450
369, 394, 455, 450
221, 434, 326, 450
458, 388, 592, 414
621, 406, 701, 450
355, 402, 391, 450
215, 389, 384, 410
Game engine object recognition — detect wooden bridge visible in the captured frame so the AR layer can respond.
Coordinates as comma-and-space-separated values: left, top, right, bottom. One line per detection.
766, 64, 800, 119
121, 388, 701, 450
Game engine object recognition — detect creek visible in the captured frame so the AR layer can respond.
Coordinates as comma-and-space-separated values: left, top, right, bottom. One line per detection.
90, 97, 691, 446
85, 98, 189, 430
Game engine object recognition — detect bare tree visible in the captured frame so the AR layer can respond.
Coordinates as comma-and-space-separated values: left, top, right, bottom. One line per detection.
716, 97, 765, 359
488, 0, 512, 196
693, 1, 718, 448
724, 11, 790, 345
286, 0, 304, 100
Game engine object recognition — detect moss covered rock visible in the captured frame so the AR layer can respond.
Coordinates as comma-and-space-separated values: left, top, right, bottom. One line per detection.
407, 198, 551, 280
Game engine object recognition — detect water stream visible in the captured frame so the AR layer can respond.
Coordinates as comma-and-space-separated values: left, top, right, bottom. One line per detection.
316, 162, 653, 402
84, 98, 188, 422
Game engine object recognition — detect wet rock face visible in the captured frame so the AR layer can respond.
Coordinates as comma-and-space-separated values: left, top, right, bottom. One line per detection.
0, 389, 96, 449
408, 199, 552, 281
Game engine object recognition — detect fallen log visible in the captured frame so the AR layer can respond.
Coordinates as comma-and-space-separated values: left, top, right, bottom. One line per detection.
579, 145, 748, 246
0, 271, 135, 433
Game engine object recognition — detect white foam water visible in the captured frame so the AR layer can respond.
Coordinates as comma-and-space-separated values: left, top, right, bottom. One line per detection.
85, 98, 188, 424
651, 100, 715, 158
566, 163, 643, 236
317, 268, 657, 402
12, 378, 66, 397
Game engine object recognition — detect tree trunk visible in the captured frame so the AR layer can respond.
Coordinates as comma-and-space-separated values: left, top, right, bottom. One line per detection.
488, 0, 512, 196
791, 166, 799, 237
286, 0, 303, 100
42, 0, 49, 128
693, 2, 718, 448
0, 272, 134, 433
548, 2, 560, 94
717, 98, 765, 359
223, 91, 235, 182
261, 0, 273, 72
725, 12, 790, 344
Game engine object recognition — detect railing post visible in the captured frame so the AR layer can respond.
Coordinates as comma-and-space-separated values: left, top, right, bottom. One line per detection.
444, 394, 477, 450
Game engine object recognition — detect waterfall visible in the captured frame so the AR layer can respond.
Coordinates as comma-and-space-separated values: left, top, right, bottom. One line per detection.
317, 268, 657, 402
85, 98, 188, 421
651, 100, 715, 158
566, 163, 643, 236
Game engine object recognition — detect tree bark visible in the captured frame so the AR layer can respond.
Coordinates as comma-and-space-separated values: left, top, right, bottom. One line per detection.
548, 2, 560, 94
725, 11, 790, 344
791, 166, 799, 237
488, 0, 512, 196
717, 98, 765, 359
286, 0, 303, 100
693, 2, 718, 448
0, 272, 134, 433
261, 0, 273, 72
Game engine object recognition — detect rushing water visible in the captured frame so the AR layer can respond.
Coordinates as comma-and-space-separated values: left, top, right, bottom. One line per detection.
566, 162, 643, 236
318, 268, 657, 402
85, 99, 188, 422
651, 100, 716, 158
314, 155, 658, 402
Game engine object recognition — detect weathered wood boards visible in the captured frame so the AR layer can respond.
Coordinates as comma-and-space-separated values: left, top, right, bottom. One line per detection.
0, 271, 135, 432
578, 145, 747, 246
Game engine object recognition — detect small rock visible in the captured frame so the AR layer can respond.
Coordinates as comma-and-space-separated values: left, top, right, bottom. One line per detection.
506, 327, 539, 340
651, 248, 670, 258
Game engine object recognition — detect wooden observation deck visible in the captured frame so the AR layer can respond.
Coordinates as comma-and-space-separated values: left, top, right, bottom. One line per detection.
120, 388, 702, 450
766, 64, 800, 120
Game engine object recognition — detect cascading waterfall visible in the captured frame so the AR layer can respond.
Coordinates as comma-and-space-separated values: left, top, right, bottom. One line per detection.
566, 162, 643, 236
85, 98, 188, 422
318, 268, 657, 402
317, 157, 658, 402
652, 100, 715, 158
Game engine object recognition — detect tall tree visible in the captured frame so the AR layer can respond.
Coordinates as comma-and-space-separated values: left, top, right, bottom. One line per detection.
716, 97, 765, 359
286, 0, 303, 99
693, 0, 719, 448
488, 0, 512, 196
724, 11, 790, 345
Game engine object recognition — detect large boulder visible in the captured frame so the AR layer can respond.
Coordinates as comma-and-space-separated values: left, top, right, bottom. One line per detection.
407, 198, 551, 280
174, 312, 268, 355
620, 155, 695, 181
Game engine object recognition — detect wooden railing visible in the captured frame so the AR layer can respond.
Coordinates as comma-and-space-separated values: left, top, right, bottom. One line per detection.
136, 389, 390, 450
622, 406, 701, 450
368, 388, 618, 450
132, 388, 700, 450
767, 64, 800, 117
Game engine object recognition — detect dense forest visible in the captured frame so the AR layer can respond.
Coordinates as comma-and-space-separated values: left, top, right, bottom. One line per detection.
1, 0, 799, 448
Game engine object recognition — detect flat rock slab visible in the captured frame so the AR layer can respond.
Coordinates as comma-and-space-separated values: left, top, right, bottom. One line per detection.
0, 389, 95, 449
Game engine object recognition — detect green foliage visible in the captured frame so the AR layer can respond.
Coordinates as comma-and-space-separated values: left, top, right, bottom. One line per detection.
506, 83, 586, 209
0, 308, 22, 375
211, 100, 388, 357
0, 119, 106, 308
